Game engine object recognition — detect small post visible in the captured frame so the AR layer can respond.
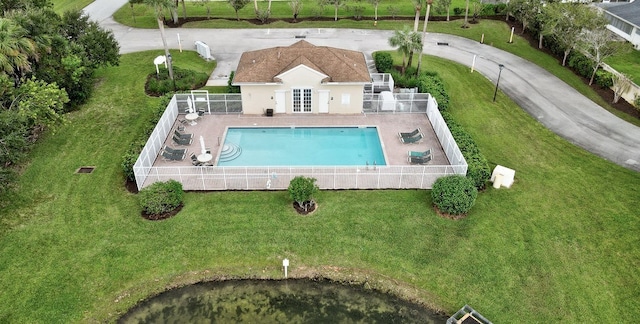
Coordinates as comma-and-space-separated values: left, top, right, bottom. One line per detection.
471, 55, 477, 73
480, 33, 484, 44
177, 33, 182, 52
509, 27, 514, 43
282, 258, 289, 278
493, 64, 505, 102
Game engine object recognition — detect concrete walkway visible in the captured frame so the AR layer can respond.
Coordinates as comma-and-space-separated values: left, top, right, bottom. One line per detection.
83, 1, 640, 172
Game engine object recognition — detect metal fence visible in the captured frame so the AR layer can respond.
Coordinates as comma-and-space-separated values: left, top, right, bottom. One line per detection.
133, 92, 467, 191
174, 92, 242, 114
363, 92, 430, 113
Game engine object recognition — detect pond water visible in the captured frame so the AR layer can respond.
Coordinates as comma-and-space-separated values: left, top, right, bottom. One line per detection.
118, 279, 448, 323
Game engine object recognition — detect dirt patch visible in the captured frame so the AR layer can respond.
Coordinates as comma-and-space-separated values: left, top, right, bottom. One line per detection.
141, 204, 183, 221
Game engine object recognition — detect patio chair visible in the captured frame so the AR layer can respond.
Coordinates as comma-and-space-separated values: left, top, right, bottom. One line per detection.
408, 148, 432, 158
408, 154, 432, 164
161, 150, 184, 161
173, 134, 193, 146
399, 128, 421, 139
163, 145, 186, 156
174, 130, 193, 140
400, 133, 424, 144
190, 153, 202, 166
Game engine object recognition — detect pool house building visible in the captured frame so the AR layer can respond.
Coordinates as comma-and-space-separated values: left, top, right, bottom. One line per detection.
132, 41, 467, 191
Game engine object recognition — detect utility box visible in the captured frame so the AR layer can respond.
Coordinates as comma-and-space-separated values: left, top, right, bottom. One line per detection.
194, 41, 213, 61
491, 165, 515, 188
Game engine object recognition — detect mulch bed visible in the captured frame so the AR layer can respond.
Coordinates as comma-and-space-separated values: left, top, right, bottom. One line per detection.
293, 201, 317, 215
141, 204, 184, 221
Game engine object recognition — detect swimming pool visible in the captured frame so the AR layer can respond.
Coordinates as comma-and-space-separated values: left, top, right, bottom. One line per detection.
218, 127, 386, 166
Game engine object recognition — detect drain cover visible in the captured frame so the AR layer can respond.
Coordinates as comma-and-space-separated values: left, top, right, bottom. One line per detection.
76, 166, 95, 174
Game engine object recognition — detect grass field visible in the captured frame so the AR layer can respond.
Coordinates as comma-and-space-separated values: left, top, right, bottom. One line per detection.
52, 0, 93, 14
0, 47, 638, 323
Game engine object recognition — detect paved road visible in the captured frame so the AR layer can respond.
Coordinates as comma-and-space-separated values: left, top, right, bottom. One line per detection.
84, 1, 640, 172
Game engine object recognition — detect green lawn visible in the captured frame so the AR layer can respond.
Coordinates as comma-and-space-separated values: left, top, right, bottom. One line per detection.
0, 47, 638, 323
52, 0, 93, 14
605, 45, 640, 85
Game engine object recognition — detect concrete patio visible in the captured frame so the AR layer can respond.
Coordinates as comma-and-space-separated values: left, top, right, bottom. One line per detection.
153, 113, 449, 168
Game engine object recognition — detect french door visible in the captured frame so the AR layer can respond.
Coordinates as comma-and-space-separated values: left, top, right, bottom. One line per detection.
293, 88, 312, 113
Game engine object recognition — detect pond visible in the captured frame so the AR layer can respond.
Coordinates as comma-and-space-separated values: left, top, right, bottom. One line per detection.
118, 279, 449, 323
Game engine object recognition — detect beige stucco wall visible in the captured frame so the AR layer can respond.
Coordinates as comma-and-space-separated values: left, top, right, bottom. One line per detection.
239, 65, 366, 115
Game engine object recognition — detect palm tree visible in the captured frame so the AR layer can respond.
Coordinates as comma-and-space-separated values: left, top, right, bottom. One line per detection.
388, 26, 421, 75
415, 0, 432, 76
144, 0, 176, 81
412, 0, 423, 31
0, 18, 37, 77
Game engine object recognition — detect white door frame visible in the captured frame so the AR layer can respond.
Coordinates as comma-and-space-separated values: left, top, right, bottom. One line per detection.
274, 90, 286, 113
318, 90, 330, 113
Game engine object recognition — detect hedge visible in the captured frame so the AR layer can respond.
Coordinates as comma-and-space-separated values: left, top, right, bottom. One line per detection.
138, 180, 184, 215
431, 175, 478, 216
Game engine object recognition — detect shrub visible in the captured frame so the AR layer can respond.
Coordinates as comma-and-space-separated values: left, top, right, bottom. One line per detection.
417, 74, 450, 111
288, 176, 319, 210
138, 180, 184, 215
567, 52, 595, 79
146, 66, 209, 96
373, 52, 393, 73
442, 111, 491, 190
453, 7, 464, 15
431, 175, 478, 216
595, 69, 613, 88
121, 95, 171, 182
634, 95, 640, 110
494, 3, 506, 14
227, 71, 241, 93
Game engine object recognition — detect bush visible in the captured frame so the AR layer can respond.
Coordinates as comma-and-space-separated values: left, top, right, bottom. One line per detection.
288, 176, 319, 207
121, 95, 171, 182
373, 52, 394, 73
138, 180, 184, 215
595, 69, 613, 88
227, 71, 241, 93
494, 3, 506, 14
453, 7, 464, 15
442, 111, 491, 190
634, 95, 640, 110
417, 73, 450, 111
567, 52, 595, 79
146, 66, 209, 96
431, 175, 478, 216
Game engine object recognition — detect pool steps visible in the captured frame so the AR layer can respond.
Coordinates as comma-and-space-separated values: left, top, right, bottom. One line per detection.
218, 143, 242, 162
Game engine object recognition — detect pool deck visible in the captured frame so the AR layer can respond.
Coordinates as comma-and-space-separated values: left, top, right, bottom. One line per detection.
154, 113, 449, 167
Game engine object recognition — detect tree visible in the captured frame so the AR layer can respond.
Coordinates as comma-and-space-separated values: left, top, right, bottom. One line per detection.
388, 25, 421, 75
14, 78, 69, 135
180, 0, 187, 19
319, 0, 345, 21
144, 0, 176, 82
462, 0, 469, 28
198, 0, 212, 19
415, 0, 432, 76
61, 10, 120, 69
611, 73, 632, 104
507, 0, 541, 34
0, 18, 37, 78
368, 0, 381, 21
412, 0, 423, 31
228, 0, 249, 21
549, 4, 588, 66
433, 0, 451, 22
289, 0, 302, 22
128, 0, 144, 23
578, 27, 628, 85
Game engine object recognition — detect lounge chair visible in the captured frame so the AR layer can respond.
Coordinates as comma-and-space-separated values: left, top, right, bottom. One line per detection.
161, 150, 185, 161
408, 154, 432, 164
163, 145, 186, 156
400, 133, 423, 144
408, 148, 432, 158
399, 128, 421, 139
173, 134, 193, 146
174, 130, 193, 140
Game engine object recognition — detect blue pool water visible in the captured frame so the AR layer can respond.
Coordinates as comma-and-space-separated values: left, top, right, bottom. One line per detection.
218, 127, 386, 166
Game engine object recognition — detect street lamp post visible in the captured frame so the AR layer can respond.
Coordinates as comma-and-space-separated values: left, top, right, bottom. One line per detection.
493, 64, 505, 102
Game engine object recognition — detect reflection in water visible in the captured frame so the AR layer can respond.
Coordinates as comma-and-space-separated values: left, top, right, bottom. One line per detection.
119, 279, 448, 323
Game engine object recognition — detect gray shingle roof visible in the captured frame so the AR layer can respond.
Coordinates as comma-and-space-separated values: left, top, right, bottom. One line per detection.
605, 0, 640, 27
233, 40, 371, 84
